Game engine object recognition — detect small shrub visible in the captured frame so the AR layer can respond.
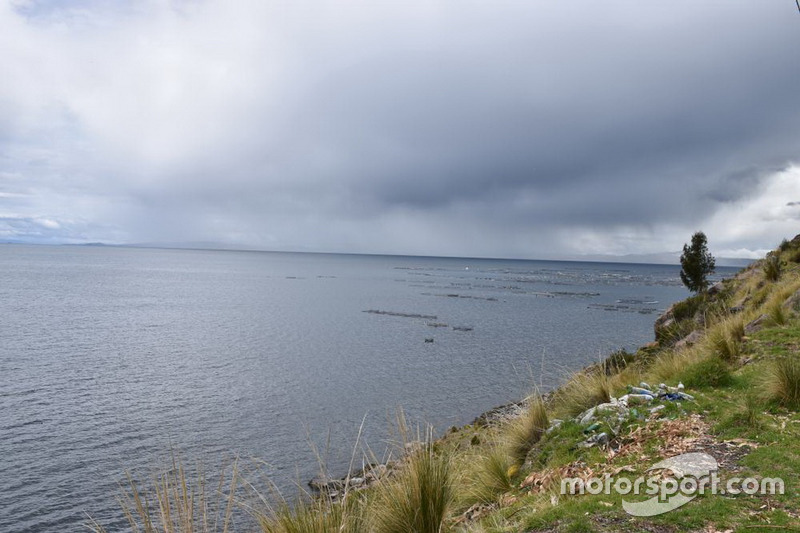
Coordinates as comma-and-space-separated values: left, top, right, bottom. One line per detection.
672, 294, 705, 322
763, 356, 800, 409
764, 254, 782, 282
372, 444, 455, 533
506, 395, 549, 465
601, 349, 636, 375
779, 238, 791, 252
679, 355, 732, 388
656, 319, 697, 347
788, 248, 800, 264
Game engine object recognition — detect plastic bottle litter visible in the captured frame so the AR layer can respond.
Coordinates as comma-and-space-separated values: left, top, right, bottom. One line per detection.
660, 391, 694, 401
583, 422, 601, 434
575, 382, 692, 427
625, 393, 655, 405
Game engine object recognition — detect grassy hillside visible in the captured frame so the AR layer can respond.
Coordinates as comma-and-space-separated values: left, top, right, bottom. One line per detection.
93, 237, 800, 533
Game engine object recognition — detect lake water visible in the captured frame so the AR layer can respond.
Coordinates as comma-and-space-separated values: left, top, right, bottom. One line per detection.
0, 244, 735, 531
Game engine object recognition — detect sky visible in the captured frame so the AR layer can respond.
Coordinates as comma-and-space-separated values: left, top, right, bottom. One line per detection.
1, 0, 800, 260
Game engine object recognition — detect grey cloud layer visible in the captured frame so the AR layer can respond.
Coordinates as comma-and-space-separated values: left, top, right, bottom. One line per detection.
1, 1, 799, 256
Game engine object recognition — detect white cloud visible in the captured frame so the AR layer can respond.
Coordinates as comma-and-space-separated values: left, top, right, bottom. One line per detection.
705, 166, 800, 252
36, 217, 60, 229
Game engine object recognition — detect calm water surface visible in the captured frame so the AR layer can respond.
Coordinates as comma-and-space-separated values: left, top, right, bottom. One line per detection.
0, 245, 736, 531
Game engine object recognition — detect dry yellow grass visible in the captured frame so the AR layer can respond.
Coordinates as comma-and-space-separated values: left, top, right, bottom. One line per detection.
762, 355, 800, 408
549, 369, 612, 418
88, 455, 239, 533
371, 442, 456, 533
646, 349, 692, 383
704, 314, 745, 361
506, 394, 548, 465
464, 442, 515, 504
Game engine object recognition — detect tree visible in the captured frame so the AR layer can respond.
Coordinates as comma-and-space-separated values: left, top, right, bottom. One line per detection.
680, 231, 716, 294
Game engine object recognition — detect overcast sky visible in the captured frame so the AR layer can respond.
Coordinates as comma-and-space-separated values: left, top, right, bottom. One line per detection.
1, 1, 799, 259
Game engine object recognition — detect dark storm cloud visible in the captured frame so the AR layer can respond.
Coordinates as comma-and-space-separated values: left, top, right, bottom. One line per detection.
2, 1, 800, 257
286, 10, 800, 218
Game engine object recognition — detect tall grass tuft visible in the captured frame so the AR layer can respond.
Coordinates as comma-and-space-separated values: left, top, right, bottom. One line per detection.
766, 298, 789, 326
88, 455, 239, 533
706, 316, 745, 361
550, 370, 612, 418
372, 441, 456, 533
742, 394, 764, 429
467, 444, 515, 504
763, 356, 800, 409
506, 395, 548, 465
253, 494, 367, 533
648, 350, 689, 383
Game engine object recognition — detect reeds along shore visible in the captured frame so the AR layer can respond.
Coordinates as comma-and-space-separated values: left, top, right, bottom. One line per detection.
91, 235, 800, 532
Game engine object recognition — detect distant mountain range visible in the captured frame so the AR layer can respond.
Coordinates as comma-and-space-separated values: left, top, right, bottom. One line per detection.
1, 240, 755, 267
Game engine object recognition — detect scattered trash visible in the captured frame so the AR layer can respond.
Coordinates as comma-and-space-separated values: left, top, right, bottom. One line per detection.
575, 381, 694, 448
579, 432, 608, 448
623, 393, 655, 405
546, 419, 563, 433
583, 422, 601, 434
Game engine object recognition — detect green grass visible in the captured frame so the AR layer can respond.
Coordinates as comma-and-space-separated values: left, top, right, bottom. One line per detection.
528, 420, 596, 473
678, 354, 733, 388
672, 293, 705, 321
655, 317, 697, 346
714, 393, 766, 436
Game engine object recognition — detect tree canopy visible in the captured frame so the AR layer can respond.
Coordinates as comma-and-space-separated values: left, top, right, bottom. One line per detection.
680, 231, 716, 293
